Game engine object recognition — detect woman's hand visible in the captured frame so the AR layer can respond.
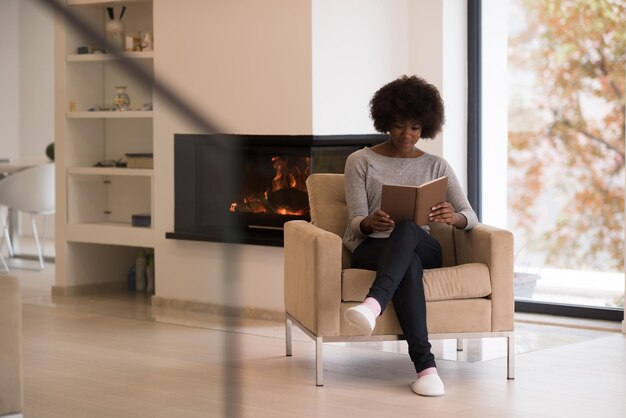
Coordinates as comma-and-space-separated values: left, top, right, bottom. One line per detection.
360, 209, 395, 235
429, 202, 467, 229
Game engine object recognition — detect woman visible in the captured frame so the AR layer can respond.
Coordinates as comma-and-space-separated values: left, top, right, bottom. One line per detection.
343, 75, 478, 397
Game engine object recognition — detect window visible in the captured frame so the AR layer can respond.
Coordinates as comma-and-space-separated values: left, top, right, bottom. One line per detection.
477, 0, 625, 319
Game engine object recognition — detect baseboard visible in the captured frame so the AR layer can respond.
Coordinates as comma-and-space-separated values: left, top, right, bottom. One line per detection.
151, 296, 285, 322
50, 285, 285, 321
0, 413, 23, 418
52, 281, 127, 296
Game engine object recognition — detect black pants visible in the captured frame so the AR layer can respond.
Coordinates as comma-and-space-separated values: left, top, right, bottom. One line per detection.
351, 220, 443, 373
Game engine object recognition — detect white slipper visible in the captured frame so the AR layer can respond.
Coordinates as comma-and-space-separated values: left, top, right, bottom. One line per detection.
344, 305, 376, 336
411, 374, 445, 397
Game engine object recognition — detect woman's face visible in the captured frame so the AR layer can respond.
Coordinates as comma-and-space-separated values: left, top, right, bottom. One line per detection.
388, 120, 422, 154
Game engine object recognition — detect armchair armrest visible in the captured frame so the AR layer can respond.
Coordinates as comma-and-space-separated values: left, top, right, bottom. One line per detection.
454, 224, 514, 332
284, 221, 342, 337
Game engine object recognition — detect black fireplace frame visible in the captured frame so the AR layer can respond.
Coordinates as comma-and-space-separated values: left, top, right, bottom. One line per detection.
165, 133, 387, 246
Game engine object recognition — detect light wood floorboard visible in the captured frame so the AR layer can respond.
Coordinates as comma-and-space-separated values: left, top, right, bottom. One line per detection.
6, 261, 625, 417
19, 301, 626, 418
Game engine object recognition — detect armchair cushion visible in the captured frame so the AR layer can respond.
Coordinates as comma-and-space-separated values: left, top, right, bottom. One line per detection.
340, 299, 493, 335
341, 263, 491, 302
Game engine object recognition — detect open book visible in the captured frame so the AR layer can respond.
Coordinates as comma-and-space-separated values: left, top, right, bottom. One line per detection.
380, 176, 448, 226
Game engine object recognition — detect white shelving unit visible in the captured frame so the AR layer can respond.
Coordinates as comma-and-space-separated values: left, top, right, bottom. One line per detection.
66, 111, 154, 119
68, 0, 152, 5
55, 0, 155, 291
66, 51, 154, 62
67, 167, 153, 176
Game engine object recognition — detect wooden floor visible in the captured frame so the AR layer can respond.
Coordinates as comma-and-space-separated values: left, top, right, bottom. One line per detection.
9, 263, 626, 417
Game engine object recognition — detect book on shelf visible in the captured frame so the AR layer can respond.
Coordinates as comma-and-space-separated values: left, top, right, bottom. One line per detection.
125, 153, 153, 169
380, 176, 448, 226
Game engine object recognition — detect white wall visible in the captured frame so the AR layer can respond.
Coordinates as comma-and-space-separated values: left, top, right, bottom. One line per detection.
154, 0, 313, 135
153, 0, 313, 312
408, 0, 468, 189
312, 0, 410, 135
312, 0, 468, 182
408, 0, 443, 158
153, 0, 469, 313
441, 0, 468, 190
481, 0, 508, 229
0, 0, 54, 161
19, 0, 55, 160
0, 0, 20, 160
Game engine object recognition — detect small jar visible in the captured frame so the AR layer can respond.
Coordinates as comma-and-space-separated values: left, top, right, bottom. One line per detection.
113, 86, 131, 110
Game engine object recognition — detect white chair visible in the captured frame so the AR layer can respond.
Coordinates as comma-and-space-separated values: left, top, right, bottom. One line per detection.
0, 242, 7, 273
0, 211, 12, 273
0, 164, 55, 271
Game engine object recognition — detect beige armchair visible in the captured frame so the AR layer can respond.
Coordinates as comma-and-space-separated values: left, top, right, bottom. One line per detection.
284, 173, 515, 386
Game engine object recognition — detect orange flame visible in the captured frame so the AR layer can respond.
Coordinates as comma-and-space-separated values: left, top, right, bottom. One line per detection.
271, 156, 309, 193
230, 155, 310, 215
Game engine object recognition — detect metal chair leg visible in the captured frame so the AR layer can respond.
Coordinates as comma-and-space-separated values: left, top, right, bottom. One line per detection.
316, 337, 323, 387
31, 216, 45, 270
0, 251, 8, 273
507, 333, 515, 380
0, 212, 14, 258
286, 317, 292, 357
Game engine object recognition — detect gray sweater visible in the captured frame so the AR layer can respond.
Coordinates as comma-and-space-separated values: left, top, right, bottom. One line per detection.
343, 147, 478, 252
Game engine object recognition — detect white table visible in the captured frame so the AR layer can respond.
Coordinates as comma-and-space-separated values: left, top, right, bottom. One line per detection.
0, 159, 50, 175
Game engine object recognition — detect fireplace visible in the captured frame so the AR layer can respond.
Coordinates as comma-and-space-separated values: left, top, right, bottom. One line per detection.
166, 133, 386, 246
